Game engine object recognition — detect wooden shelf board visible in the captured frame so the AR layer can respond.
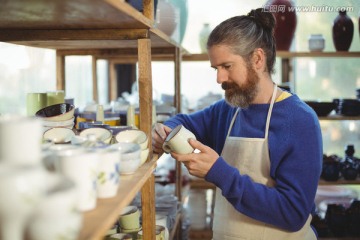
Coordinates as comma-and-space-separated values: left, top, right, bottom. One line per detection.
0, 1, 184, 50
2, 30, 181, 50
318, 115, 360, 121
277, 51, 360, 58
79, 156, 158, 240
183, 51, 360, 61
0, 0, 151, 30
319, 178, 360, 185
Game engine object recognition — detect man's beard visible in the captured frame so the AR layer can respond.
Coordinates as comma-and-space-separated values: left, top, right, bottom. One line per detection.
222, 65, 260, 108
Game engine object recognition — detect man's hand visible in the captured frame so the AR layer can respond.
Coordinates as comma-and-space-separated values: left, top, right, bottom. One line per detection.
151, 123, 172, 154
171, 139, 219, 178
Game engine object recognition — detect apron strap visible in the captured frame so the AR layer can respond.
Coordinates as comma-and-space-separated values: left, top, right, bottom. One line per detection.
264, 84, 277, 139
226, 83, 277, 139
226, 108, 240, 138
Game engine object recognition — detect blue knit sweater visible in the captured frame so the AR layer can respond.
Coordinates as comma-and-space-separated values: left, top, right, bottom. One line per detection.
164, 94, 323, 232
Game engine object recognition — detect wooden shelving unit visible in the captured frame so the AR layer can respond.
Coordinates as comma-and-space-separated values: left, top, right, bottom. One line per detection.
0, 1, 184, 239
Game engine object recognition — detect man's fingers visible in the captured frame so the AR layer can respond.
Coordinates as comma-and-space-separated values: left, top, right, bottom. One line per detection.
154, 123, 167, 140
188, 138, 207, 152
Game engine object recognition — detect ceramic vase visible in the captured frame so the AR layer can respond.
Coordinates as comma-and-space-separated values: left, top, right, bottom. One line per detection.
265, 0, 297, 51
332, 10, 354, 51
156, 0, 178, 37
199, 23, 211, 53
168, 0, 188, 43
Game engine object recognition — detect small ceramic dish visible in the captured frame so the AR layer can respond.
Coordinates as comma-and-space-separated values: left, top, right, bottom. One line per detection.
36, 103, 75, 122
79, 127, 112, 144
43, 128, 75, 144
115, 129, 148, 150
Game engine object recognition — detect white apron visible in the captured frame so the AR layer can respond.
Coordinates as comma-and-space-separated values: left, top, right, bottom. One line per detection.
212, 85, 316, 240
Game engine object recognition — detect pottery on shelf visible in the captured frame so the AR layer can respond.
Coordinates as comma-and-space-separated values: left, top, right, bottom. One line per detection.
168, 0, 188, 43
156, 0, 178, 37
265, 0, 297, 51
332, 10, 354, 51
199, 23, 211, 53
308, 34, 325, 52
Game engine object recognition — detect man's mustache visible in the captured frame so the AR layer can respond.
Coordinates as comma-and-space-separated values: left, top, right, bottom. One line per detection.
222, 82, 236, 90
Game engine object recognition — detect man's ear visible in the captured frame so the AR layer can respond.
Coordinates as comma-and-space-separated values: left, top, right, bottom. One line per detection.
251, 48, 266, 71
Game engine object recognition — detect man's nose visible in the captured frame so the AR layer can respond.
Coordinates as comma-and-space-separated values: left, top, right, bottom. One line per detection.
216, 69, 228, 84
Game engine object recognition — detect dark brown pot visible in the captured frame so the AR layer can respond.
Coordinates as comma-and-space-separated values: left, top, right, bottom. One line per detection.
265, 0, 297, 51
332, 10, 354, 51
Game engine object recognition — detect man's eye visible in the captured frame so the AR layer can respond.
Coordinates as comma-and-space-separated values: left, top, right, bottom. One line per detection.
224, 65, 231, 69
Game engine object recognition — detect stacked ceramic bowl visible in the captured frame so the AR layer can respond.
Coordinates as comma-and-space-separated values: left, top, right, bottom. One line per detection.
35, 103, 76, 144
35, 103, 75, 131
115, 129, 150, 166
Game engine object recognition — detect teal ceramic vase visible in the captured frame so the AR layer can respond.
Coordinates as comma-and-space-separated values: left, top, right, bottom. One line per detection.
168, 0, 188, 43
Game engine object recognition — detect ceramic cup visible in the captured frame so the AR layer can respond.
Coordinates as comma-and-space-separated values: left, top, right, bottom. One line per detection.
156, 225, 166, 240
137, 229, 162, 240
27, 173, 83, 240
26, 92, 47, 116
53, 147, 99, 211
118, 205, 140, 230
96, 148, 121, 198
155, 213, 169, 240
0, 115, 43, 166
109, 142, 141, 175
0, 163, 47, 240
162, 124, 196, 154
47, 90, 65, 106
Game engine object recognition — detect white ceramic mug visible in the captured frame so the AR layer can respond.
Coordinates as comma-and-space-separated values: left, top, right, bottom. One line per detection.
54, 147, 99, 211
0, 115, 43, 166
27, 173, 83, 240
96, 148, 121, 198
0, 163, 47, 240
162, 125, 196, 154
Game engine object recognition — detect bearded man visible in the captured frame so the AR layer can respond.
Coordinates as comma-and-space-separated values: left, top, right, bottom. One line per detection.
152, 8, 322, 240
